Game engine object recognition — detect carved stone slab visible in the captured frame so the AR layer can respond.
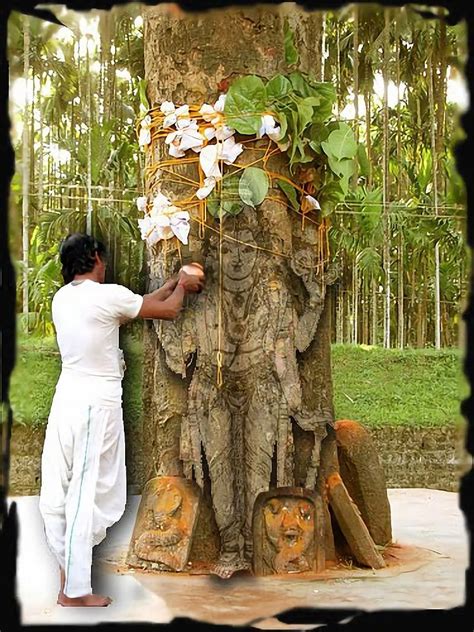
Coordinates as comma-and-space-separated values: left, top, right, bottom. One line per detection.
252, 487, 325, 576
127, 476, 201, 571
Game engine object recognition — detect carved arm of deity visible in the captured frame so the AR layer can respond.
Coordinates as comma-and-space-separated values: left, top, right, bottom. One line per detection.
153, 305, 198, 377
290, 251, 339, 353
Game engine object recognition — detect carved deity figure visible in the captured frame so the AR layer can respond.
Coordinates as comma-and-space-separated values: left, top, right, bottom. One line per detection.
263, 495, 315, 573
155, 206, 336, 577
128, 477, 200, 571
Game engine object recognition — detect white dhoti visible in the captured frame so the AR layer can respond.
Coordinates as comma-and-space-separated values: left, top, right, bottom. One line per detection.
39, 370, 126, 598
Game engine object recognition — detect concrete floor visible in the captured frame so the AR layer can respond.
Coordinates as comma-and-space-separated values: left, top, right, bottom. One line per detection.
9, 488, 468, 627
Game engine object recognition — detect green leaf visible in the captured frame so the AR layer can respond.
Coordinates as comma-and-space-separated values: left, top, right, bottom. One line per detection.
224, 75, 266, 135
266, 75, 292, 101
284, 19, 299, 66
321, 124, 358, 161
289, 73, 336, 120
238, 167, 269, 208
207, 175, 243, 218
360, 188, 383, 232
297, 99, 314, 132
277, 180, 300, 211
308, 122, 331, 153
318, 180, 344, 216
289, 72, 311, 97
138, 79, 149, 111
275, 110, 288, 139
307, 82, 337, 120
357, 143, 370, 177
327, 155, 355, 180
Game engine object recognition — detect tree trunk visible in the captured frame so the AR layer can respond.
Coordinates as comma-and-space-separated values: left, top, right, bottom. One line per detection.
396, 15, 404, 349
38, 72, 44, 218
352, 259, 358, 344
141, 4, 344, 572
371, 277, 377, 345
382, 8, 391, 349
22, 16, 30, 324
86, 41, 93, 234
428, 47, 441, 349
352, 5, 359, 189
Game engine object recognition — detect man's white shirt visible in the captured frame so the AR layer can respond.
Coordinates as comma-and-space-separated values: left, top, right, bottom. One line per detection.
51, 280, 144, 407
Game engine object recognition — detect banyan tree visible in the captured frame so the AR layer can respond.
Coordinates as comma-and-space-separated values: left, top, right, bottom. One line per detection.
127, 3, 392, 579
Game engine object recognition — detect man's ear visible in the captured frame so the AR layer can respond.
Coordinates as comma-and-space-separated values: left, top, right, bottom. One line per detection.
94, 252, 102, 265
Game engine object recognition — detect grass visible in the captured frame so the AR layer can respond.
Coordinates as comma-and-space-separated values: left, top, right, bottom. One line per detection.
331, 343, 467, 429
8, 335, 467, 429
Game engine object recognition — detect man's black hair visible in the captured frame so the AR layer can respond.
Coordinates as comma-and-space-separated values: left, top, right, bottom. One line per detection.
59, 233, 106, 284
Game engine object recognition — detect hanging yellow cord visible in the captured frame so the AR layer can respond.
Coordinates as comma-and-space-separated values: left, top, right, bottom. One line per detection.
216, 131, 225, 389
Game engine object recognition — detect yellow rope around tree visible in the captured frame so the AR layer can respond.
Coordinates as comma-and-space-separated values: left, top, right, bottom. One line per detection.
140, 103, 332, 387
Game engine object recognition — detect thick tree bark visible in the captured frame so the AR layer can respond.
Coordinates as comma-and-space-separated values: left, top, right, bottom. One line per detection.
141, 4, 339, 566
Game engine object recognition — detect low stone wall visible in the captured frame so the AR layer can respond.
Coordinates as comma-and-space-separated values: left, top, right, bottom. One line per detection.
370, 425, 471, 492
7, 422, 471, 496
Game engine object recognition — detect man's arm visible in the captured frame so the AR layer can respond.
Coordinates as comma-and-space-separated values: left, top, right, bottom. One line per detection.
137, 271, 204, 320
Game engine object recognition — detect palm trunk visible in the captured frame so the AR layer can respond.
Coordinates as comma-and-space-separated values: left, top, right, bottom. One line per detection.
396, 17, 404, 349
321, 11, 326, 81
371, 277, 377, 345
382, 8, 391, 348
22, 16, 30, 324
352, 5, 359, 188
365, 90, 372, 188
86, 41, 93, 234
352, 259, 358, 344
428, 47, 441, 349
38, 72, 44, 218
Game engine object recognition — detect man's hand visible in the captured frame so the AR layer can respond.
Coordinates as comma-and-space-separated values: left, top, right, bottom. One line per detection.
178, 270, 205, 293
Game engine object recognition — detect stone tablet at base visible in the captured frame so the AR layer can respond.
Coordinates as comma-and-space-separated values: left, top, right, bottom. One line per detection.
252, 487, 325, 576
127, 476, 201, 571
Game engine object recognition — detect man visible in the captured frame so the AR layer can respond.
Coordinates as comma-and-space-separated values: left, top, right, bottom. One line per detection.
38, 233, 204, 607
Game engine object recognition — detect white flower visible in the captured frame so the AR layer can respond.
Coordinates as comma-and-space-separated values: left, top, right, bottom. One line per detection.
196, 176, 218, 199
136, 196, 148, 213
138, 216, 161, 247
214, 94, 226, 112
138, 192, 191, 246
304, 194, 321, 211
257, 114, 281, 142
160, 101, 177, 127
199, 95, 226, 126
165, 119, 204, 157
215, 125, 235, 141
199, 103, 216, 123
151, 192, 172, 213
199, 136, 244, 179
221, 136, 244, 163
203, 127, 216, 141
155, 207, 190, 244
139, 114, 152, 148
199, 144, 222, 179
175, 104, 192, 129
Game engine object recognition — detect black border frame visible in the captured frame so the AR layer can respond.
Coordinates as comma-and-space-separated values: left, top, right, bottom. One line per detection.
1, 1, 472, 630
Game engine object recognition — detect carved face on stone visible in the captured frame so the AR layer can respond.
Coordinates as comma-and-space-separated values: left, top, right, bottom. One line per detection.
221, 228, 258, 283
263, 496, 314, 553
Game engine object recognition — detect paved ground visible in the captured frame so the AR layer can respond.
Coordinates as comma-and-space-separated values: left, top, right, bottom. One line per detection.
9, 488, 468, 627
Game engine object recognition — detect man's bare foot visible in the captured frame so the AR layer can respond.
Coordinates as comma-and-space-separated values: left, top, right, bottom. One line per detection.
210, 552, 250, 579
57, 592, 112, 607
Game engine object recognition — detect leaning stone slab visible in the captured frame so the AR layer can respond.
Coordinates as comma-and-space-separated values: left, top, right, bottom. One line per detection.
327, 473, 385, 569
335, 419, 392, 546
